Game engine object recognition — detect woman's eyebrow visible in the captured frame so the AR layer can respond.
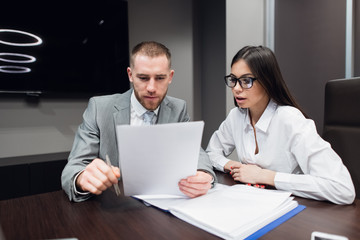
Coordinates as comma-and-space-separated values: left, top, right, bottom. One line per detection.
230, 73, 254, 78
240, 73, 254, 77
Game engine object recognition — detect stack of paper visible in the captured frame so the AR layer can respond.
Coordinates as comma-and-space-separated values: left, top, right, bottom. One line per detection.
135, 184, 305, 240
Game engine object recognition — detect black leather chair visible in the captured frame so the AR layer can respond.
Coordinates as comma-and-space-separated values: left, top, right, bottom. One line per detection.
323, 77, 360, 197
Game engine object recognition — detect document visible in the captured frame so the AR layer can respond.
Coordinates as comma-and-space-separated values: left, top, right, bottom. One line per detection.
135, 184, 305, 240
133, 183, 228, 211
116, 121, 204, 197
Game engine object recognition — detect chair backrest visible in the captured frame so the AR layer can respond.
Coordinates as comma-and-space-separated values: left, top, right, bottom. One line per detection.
323, 77, 360, 197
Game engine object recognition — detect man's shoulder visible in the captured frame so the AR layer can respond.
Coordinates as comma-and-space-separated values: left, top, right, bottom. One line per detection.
91, 93, 121, 102
90, 90, 131, 105
161, 95, 189, 121
164, 95, 186, 106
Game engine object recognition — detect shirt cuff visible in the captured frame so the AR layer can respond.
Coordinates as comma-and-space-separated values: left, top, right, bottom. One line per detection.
274, 172, 292, 190
213, 158, 230, 172
197, 170, 215, 187
73, 170, 91, 196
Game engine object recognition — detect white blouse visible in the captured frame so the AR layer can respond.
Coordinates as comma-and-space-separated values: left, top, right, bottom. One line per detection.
206, 100, 355, 204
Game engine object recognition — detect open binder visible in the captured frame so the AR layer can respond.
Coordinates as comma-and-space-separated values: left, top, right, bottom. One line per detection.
134, 184, 305, 240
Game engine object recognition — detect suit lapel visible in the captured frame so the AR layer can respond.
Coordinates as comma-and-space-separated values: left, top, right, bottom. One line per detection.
157, 97, 171, 124
113, 89, 132, 126
114, 107, 130, 125
111, 90, 131, 164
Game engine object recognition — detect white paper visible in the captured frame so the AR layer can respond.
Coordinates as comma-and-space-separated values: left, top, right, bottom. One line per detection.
169, 185, 298, 240
134, 183, 229, 211
134, 183, 298, 239
116, 121, 204, 196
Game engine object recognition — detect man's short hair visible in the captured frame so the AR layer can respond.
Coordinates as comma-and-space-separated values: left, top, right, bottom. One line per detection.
130, 41, 171, 68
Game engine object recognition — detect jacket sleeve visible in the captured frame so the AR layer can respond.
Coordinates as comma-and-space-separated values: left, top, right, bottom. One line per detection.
61, 97, 99, 202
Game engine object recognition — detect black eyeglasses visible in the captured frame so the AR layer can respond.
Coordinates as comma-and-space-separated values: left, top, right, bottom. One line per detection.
224, 74, 257, 89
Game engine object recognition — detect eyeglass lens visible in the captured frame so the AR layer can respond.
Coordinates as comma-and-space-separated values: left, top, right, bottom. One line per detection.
226, 76, 253, 89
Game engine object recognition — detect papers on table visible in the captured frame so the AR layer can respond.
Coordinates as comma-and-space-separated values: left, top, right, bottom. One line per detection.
116, 121, 204, 197
133, 183, 229, 211
135, 184, 304, 240
116, 121, 304, 239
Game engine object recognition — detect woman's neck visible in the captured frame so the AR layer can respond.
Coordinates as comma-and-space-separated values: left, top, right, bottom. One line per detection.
249, 98, 270, 126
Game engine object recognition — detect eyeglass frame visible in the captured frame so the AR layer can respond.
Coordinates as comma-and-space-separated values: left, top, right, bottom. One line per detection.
224, 74, 257, 89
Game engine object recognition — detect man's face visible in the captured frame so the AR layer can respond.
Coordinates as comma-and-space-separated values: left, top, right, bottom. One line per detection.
127, 54, 174, 110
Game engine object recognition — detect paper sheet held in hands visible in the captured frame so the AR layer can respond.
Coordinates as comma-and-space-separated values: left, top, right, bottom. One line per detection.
116, 121, 204, 197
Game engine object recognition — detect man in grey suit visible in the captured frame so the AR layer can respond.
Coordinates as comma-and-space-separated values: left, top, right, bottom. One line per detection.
61, 41, 216, 202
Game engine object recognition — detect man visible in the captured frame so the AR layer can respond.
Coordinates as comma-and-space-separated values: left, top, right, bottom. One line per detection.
61, 41, 216, 202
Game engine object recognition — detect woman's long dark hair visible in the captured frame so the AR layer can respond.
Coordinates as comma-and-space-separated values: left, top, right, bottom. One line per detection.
231, 46, 308, 117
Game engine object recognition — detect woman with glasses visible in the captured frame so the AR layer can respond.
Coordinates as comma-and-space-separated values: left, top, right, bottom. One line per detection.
206, 46, 355, 204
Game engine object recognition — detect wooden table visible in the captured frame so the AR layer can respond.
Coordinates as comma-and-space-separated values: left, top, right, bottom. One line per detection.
0, 172, 359, 240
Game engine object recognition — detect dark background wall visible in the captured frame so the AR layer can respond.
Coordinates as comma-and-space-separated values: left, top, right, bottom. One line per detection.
193, 0, 226, 148
275, 0, 346, 134
355, 0, 360, 77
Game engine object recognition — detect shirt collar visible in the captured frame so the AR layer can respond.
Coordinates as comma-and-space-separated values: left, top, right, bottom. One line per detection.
242, 99, 278, 133
131, 91, 160, 117
242, 108, 252, 132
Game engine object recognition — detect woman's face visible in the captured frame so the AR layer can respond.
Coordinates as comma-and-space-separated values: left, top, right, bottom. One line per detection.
231, 59, 269, 113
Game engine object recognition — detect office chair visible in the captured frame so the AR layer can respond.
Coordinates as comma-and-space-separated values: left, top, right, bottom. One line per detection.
322, 77, 360, 198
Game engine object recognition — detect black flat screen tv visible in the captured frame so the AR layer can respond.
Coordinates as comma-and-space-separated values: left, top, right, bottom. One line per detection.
0, 0, 129, 97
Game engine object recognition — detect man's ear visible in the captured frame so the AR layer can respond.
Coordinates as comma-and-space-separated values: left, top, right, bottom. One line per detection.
168, 69, 174, 84
127, 67, 133, 82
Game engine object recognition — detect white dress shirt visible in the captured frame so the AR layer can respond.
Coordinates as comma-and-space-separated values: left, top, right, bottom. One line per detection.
206, 99, 355, 204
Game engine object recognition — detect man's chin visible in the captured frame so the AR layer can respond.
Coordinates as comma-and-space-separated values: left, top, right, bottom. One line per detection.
143, 102, 160, 111
141, 97, 164, 110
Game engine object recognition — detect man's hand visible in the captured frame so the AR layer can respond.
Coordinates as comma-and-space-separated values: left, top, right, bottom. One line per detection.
76, 158, 121, 195
178, 171, 213, 198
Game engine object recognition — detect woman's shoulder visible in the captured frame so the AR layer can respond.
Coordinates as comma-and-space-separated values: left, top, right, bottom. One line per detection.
275, 104, 306, 121
272, 104, 312, 129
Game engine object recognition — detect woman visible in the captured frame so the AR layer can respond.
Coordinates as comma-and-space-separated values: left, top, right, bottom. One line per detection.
206, 46, 355, 204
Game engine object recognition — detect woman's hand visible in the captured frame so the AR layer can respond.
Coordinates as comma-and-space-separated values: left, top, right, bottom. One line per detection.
229, 163, 276, 186
224, 160, 242, 172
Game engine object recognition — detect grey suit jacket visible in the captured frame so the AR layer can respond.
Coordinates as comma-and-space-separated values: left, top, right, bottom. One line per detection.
61, 89, 216, 202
